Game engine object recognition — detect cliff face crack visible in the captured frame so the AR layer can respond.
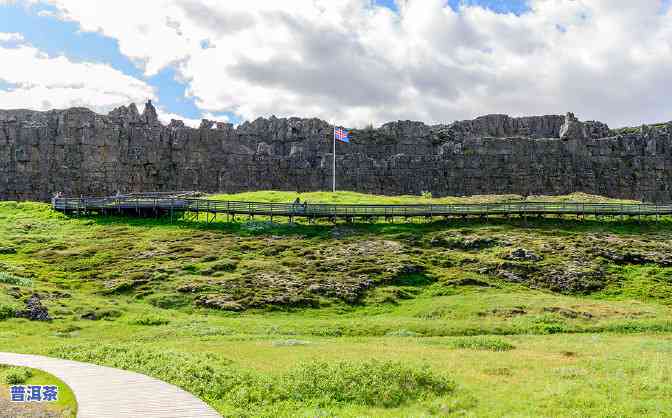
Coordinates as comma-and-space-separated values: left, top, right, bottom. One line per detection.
1, 102, 671, 202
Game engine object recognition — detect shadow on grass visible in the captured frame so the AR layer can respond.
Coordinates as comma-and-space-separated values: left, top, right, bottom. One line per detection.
62, 211, 672, 237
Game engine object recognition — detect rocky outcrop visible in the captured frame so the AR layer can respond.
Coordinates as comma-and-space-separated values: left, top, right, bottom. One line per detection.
17, 294, 51, 321
559, 112, 586, 140
1, 102, 672, 202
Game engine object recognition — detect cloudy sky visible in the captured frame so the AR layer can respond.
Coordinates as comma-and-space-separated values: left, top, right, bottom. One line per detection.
0, 0, 670, 128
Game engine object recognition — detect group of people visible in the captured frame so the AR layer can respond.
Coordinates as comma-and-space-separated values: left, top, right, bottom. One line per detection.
292, 197, 308, 212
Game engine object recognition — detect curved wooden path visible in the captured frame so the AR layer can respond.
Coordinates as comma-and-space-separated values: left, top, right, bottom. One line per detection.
0, 352, 221, 418
52, 194, 672, 223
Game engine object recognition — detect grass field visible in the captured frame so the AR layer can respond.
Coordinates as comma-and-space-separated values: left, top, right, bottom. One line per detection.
1, 192, 672, 416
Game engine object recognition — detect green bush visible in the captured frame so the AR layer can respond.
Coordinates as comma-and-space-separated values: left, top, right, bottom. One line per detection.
4, 367, 33, 384
444, 336, 515, 351
279, 360, 454, 407
0, 272, 32, 287
130, 315, 170, 326
0, 304, 17, 320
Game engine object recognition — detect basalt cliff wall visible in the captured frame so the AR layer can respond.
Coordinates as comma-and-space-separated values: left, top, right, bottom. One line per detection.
1, 101, 671, 202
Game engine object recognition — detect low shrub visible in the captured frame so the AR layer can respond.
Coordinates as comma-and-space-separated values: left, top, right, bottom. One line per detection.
4, 367, 33, 384
279, 360, 455, 407
130, 315, 170, 326
0, 272, 32, 287
535, 323, 567, 334
0, 246, 17, 254
437, 336, 515, 351
0, 303, 17, 320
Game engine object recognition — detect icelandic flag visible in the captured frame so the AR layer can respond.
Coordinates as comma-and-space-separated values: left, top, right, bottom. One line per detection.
334, 126, 350, 143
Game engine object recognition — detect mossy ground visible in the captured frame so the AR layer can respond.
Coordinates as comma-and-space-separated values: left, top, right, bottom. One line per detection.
1, 192, 672, 416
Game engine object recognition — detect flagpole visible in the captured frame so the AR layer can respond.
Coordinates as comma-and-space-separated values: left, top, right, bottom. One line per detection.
332, 122, 336, 193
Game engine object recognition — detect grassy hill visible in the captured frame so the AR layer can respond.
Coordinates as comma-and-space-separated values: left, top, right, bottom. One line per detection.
1, 192, 671, 416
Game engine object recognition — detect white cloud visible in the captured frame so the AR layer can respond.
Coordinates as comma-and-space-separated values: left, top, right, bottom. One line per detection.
156, 107, 201, 128
0, 32, 24, 42
15, 0, 672, 127
155, 107, 230, 128
0, 43, 155, 113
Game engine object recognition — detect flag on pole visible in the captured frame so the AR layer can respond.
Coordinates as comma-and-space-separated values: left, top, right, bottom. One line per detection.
334, 126, 350, 143
332, 124, 350, 192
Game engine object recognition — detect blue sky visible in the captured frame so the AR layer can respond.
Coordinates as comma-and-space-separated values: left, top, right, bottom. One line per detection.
376, 0, 529, 14
0, 0, 530, 124
1, 1, 671, 128
0, 1, 206, 120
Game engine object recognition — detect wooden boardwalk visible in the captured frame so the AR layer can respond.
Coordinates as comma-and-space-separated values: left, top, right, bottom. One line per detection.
52, 194, 672, 223
0, 352, 222, 418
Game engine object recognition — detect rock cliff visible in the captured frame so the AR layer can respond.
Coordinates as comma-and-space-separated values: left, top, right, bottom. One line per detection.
1, 101, 671, 202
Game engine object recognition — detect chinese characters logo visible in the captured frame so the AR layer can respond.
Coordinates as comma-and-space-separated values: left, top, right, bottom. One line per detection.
10, 385, 58, 402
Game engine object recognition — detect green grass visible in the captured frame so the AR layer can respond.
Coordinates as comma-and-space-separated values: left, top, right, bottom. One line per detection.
1, 194, 672, 416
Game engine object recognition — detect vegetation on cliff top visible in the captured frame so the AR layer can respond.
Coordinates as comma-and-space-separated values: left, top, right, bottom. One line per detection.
208, 190, 640, 205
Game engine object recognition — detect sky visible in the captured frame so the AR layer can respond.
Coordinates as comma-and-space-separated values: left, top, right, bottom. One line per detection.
0, 0, 670, 128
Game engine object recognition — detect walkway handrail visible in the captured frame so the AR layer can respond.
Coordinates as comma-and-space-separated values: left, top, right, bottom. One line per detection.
51, 195, 672, 218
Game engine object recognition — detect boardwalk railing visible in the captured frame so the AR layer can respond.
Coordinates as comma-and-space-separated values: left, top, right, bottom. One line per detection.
51, 195, 672, 221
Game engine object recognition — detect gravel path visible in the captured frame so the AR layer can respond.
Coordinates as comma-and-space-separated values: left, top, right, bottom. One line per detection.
0, 353, 221, 418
